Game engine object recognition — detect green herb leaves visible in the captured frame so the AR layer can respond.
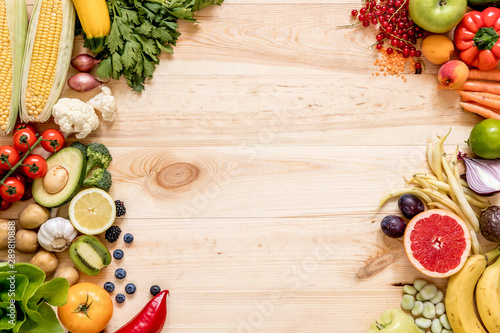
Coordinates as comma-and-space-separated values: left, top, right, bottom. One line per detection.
83, 0, 223, 92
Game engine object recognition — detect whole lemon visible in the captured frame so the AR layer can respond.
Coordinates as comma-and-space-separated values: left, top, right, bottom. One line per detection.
421, 35, 454, 65
468, 119, 500, 159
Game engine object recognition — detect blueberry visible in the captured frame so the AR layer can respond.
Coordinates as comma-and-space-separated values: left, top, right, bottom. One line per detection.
123, 233, 134, 244
115, 268, 127, 279
115, 293, 125, 303
150, 285, 161, 296
103, 282, 115, 293
125, 283, 136, 294
113, 249, 124, 260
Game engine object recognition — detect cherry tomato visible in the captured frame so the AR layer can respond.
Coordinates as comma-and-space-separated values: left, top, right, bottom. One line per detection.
21, 154, 47, 179
13, 128, 37, 153
12, 172, 26, 185
58, 282, 113, 333
0, 197, 12, 211
0, 145, 20, 170
0, 177, 25, 202
41, 129, 65, 153
12, 173, 33, 201
21, 181, 33, 201
14, 123, 37, 134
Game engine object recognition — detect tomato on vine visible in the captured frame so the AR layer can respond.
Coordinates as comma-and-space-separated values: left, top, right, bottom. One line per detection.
21, 155, 47, 179
0, 177, 25, 202
0, 197, 12, 211
14, 123, 37, 134
41, 129, 65, 153
13, 128, 37, 153
0, 145, 20, 171
11, 172, 26, 185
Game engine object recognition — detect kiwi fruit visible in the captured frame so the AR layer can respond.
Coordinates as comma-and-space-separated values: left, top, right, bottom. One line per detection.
69, 235, 111, 276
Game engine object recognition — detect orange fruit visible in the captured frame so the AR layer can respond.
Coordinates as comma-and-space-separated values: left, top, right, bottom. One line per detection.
404, 209, 471, 278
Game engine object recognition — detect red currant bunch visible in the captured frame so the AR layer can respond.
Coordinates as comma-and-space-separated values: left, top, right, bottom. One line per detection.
351, 0, 424, 72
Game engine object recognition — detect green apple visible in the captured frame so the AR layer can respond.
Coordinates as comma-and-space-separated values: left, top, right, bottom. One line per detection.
409, 0, 467, 33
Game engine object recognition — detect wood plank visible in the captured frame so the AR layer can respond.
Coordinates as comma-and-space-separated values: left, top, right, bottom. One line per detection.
25, 74, 472, 148
2, 144, 488, 220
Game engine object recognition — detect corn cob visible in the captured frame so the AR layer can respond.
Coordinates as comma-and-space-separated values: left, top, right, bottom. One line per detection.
0, 0, 27, 135
20, 0, 75, 123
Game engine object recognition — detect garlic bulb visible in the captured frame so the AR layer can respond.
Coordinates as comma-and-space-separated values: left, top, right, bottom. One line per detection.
38, 217, 78, 252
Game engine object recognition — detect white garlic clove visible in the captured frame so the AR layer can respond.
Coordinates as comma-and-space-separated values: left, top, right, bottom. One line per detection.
38, 217, 78, 252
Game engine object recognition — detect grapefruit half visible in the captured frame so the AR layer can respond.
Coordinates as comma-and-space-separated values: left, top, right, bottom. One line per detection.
404, 209, 471, 278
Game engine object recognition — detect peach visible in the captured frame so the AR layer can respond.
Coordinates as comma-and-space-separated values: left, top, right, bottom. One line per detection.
438, 60, 469, 89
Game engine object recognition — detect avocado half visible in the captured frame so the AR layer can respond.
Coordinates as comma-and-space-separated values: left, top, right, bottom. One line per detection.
33, 147, 87, 208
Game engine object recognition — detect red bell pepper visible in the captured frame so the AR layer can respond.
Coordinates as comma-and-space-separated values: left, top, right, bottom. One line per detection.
115, 290, 169, 333
454, 7, 500, 71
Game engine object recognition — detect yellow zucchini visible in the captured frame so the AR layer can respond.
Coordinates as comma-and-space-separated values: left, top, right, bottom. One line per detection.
72, 0, 110, 41
19, 0, 75, 123
0, 0, 27, 135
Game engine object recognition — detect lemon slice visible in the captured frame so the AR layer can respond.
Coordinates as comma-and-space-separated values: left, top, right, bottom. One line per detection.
69, 188, 116, 235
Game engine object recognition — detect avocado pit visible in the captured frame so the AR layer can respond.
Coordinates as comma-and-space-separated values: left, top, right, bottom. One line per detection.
43, 165, 69, 194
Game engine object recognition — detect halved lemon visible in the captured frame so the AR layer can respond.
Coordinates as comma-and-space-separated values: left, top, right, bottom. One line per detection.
68, 188, 116, 235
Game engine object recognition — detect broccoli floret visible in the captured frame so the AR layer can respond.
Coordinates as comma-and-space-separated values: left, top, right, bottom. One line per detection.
83, 168, 112, 192
86, 142, 112, 176
70, 141, 87, 158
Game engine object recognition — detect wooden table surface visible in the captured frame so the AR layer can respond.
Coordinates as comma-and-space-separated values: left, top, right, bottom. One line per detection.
1, 0, 494, 332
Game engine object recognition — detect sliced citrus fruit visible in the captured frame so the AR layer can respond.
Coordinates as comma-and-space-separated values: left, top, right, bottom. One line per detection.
68, 188, 116, 235
404, 209, 471, 278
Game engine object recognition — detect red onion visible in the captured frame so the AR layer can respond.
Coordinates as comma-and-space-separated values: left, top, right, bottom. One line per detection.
70, 54, 100, 72
463, 157, 500, 195
67, 73, 104, 92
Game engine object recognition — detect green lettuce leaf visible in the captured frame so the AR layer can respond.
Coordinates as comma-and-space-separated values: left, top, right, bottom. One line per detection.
0, 264, 69, 333
0, 274, 28, 302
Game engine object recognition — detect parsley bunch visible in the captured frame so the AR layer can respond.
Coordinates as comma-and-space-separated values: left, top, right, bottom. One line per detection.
82, 0, 223, 92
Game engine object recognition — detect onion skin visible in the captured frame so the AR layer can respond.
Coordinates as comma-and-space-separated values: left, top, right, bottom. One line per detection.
67, 73, 103, 92
70, 54, 100, 72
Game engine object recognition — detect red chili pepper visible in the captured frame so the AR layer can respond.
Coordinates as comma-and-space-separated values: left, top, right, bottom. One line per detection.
115, 290, 169, 333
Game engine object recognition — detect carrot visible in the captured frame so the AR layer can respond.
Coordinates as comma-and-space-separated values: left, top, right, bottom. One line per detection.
459, 101, 500, 120
459, 80, 500, 94
468, 69, 500, 81
459, 94, 473, 102
458, 90, 500, 109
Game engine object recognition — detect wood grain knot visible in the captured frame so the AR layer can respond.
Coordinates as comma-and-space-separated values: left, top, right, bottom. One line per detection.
356, 248, 401, 280
155, 163, 200, 190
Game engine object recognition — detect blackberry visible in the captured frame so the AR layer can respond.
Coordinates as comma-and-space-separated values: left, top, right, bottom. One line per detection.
104, 282, 115, 293
115, 294, 125, 303
105, 226, 121, 243
113, 249, 124, 260
123, 233, 134, 244
150, 285, 161, 296
115, 268, 126, 279
115, 200, 126, 217
125, 283, 136, 294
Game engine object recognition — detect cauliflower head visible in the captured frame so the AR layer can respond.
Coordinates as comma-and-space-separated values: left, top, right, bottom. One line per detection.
52, 98, 100, 139
87, 86, 117, 122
